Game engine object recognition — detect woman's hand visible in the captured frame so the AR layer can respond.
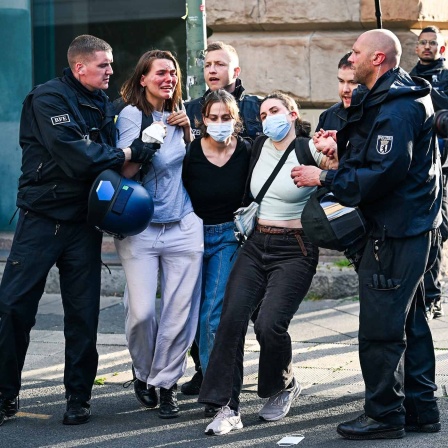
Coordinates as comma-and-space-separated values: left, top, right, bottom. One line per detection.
167, 110, 189, 128
167, 110, 194, 142
313, 131, 338, 159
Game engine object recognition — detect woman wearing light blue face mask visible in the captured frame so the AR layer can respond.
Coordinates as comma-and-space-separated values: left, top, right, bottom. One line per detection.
199, 92, 338, 436
182, 90, 251, 417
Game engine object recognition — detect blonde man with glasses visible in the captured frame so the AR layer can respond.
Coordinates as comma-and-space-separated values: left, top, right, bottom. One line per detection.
410, 26, 447, 321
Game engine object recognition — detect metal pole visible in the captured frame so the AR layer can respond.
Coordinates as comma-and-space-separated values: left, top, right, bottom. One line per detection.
375, 0, 382, 29
185, 0, 207, 100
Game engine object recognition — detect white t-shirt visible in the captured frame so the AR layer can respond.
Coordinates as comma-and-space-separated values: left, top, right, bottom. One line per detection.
250, 138, 322, 220
116, 105, 193, 223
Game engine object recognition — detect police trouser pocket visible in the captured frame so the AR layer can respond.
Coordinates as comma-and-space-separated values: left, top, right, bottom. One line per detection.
360, 279, 404, 341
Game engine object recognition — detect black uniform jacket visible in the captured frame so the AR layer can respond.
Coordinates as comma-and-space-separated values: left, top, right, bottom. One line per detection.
316, 102, 347, 132
18, 69, 125, 222
410, 58, 448, 111
322, 68, 442, 238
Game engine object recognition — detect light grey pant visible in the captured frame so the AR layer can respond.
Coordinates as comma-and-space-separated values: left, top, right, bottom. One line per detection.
115, 212, 204, 389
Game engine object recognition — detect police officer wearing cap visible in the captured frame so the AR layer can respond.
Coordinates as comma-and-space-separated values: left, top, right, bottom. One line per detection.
292, 29, 442, 439
0, 35, 154, 427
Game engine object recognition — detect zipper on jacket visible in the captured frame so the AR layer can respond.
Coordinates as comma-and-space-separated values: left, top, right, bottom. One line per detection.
34, 162, 43, 182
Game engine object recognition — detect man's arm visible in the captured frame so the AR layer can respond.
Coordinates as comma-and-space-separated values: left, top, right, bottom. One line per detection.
32, 92, 125, 180
292, 111, 419, 207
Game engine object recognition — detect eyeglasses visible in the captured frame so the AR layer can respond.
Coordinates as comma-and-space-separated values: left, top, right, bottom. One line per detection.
417, 40, 439, 47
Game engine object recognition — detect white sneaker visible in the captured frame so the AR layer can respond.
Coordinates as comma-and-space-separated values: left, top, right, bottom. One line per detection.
204, 406, 243, 435
258, 378, 302, 422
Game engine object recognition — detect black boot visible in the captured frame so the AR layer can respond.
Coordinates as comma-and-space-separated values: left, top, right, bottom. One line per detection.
63, 397, 91, 425
180, 369, 203, 395
0, 396, 18, 426
124, 365, 158, 409
158, 384, 179, 419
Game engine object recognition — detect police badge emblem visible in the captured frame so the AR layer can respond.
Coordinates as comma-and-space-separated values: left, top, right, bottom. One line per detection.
376, 135, 393, 154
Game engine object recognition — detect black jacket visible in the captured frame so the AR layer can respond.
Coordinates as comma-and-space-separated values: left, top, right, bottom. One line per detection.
316, 102, 347, 132
185, 79, 262, 141
18, 69, 125, 222
316, 86, 369, 132
322, 68, 442, 238
410, 58, 448, 111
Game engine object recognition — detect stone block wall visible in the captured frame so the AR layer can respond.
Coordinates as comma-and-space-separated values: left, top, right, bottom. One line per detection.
205, 0, 448, 110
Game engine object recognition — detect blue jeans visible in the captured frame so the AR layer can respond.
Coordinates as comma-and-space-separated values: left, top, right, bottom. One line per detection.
199, 222, 238, 372
198, 227, 319, 409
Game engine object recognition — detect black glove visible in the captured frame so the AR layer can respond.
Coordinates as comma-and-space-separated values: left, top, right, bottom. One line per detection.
129, 138, 160, 164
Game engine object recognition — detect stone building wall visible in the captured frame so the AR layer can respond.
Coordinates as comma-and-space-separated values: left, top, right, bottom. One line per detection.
205, 0, 448, 125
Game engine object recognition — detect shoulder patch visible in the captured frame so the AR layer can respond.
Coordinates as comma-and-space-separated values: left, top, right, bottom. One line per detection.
376, 135, 393, 155
51, 114, 70, 125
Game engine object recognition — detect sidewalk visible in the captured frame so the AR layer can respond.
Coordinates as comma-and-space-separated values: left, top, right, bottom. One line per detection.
1, 294, 447, 447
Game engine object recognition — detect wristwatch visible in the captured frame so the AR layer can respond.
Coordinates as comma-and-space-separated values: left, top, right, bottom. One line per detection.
319, 170, 328, 185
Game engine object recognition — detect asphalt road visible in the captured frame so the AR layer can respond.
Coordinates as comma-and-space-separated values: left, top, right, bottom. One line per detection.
1, 297, 446, 448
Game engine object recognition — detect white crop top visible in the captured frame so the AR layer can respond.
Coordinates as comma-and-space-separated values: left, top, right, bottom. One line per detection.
250, 139, 323, 220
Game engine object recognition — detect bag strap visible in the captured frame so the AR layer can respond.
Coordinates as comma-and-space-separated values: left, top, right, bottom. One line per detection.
137, 111, 155, 180
254, 139, 295, 204
140, 112, 154, 138
295, 137, 318, 167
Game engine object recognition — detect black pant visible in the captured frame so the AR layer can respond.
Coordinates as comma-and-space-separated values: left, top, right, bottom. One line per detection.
198, 229, 318, 409
0, 210, 102, 401
423, 231, 443, 305
357, 233, 439, 426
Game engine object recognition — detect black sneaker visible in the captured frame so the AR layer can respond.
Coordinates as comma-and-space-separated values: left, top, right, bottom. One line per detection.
62, 397, 91, 425
0, 396, 18, 426
433, 299, 445, 318
180, 370, 203, 395
158, 384, 179, 419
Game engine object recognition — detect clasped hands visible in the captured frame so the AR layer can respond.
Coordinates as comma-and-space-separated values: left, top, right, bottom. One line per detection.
291, 129, 338, 187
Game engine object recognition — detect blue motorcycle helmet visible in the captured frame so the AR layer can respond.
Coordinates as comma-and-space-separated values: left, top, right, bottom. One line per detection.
88, 169, 154, 239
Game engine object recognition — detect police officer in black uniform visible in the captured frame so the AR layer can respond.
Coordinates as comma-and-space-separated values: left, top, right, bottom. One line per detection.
410, 26, 448, 320
292, 29, 441, 440
0, 35, 154, 427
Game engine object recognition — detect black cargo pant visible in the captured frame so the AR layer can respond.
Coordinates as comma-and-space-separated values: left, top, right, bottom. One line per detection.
0, 210, 102, 402
357, 232, 439, 426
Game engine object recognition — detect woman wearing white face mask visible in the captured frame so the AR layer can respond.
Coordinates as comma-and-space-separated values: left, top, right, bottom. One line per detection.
199, 92, 338, 436
182, 90, 250, 417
